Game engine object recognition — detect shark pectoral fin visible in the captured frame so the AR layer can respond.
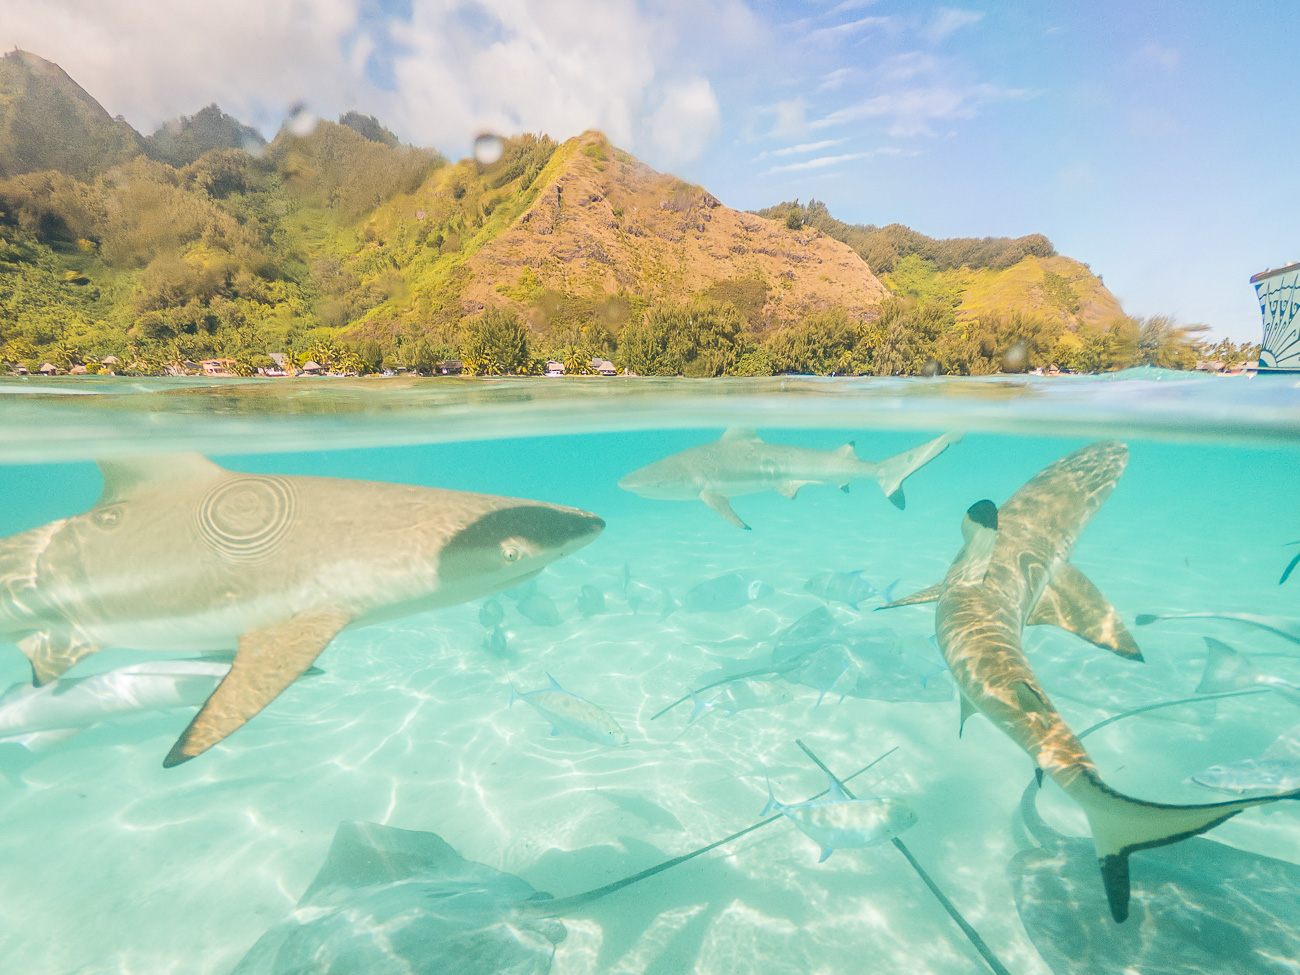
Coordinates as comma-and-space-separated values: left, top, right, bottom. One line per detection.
1027, 563, 1143, 661
18, 630, 100, 686
958, 692, 979, 736
877, 583, 943, 610
817, 846, 835, 863
163, 609, 349, 767
700, 490, 749, 530
1013, 681, 1049, 714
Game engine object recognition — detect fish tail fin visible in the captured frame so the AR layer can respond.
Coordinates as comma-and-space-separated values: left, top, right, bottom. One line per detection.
864, 431, 962, 510
687, 692, 713, 725
1065, 767, 1300, 922
1196, 637, 1258, 694
659, 588, 678, 621
881, 578, 900, 603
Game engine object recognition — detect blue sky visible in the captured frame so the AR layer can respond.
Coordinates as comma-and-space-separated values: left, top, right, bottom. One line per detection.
3, 0, 1296, 339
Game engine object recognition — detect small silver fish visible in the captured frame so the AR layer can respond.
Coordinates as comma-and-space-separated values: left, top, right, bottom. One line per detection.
509, 674, 629, 746
478, 599, 505, 628
576, 585, 605, 617
684, 572, 774, 613
803, 572, 898, 610
762, 771, 917, 862
481, 625, 509, 658
517, 593, 561, 626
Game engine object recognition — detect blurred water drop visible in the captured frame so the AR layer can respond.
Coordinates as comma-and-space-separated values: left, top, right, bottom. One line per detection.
921, 359, 940, 377
286, 102, 319, 139
1005, 342, 1027, 369
474, 132, 504, 164
241, 136, 266, 160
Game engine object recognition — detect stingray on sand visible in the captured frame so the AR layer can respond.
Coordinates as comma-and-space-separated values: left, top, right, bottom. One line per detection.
233, 750, 900, 974
1010, 694, 1300, 974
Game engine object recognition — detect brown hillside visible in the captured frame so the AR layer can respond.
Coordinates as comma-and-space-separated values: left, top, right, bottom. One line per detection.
460, 132, 889, 324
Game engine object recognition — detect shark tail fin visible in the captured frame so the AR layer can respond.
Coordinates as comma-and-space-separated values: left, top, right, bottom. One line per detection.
1065, 768, 1300, 922
1195, 637, 1258, 694
865, 432, 962, 510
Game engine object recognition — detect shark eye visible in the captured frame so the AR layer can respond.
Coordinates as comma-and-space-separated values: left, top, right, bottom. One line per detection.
502, 545, 521, 563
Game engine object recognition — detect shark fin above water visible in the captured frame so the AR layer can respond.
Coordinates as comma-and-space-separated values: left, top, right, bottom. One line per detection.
720, 426, 759, 442
163, 609, 350, 767
18, 630, 101, 686
700, 490, 750, 530
1027, 563, 1143, 661
97, 454, 223, 504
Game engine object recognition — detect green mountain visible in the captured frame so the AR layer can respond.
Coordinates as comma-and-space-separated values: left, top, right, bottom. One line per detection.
144, 104, 266, 168
0, 51, 143, 180
1, 51, 1206, 377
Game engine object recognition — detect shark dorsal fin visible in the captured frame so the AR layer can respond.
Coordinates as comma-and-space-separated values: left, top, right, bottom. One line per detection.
956, 500, 999, 584
546, 673, 565, 693
826, 773, 846, 801
97, 454, 224, 505
1027, 563, 1143, 660
720, 427, 759, 442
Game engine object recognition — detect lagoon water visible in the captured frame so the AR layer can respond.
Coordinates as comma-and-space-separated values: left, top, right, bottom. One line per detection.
0, 371, 1298, 975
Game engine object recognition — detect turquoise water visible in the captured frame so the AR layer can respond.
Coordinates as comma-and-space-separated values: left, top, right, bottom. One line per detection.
0, 372, 1298, 975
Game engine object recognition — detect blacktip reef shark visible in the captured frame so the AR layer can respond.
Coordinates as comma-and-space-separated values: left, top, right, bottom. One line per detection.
880, 441, 1300, 922
0, 455, 604, 767
618, 428, 961, 529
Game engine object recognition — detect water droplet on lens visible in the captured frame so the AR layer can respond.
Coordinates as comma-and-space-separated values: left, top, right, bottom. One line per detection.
1005, 342, 1027, 368
921, 359, 940, 377
286, 102, 319, 139
474, 132, 504, 164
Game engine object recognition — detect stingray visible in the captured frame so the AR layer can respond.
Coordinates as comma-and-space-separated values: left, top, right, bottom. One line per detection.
1010, 692, 1300, 974
233, 750, 899, 975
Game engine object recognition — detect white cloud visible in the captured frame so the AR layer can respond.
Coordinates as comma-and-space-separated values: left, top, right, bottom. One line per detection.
1132, 42, 1180, 73
812, 82, 1033, 137
773, 139, 847, 156
816, 67, 857, 92
922, 8, 984, 45
646, 77, 721, 166
0, 0, 736, 166
0, 0, 368, 135
806, 15, 893, 44
764, 147, 898, 174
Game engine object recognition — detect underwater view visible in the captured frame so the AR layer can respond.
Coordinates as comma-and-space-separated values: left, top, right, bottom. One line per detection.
0, 373, 1298, 975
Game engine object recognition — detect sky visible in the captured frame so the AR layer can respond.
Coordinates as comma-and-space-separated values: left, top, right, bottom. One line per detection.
2, 0, 1297, 340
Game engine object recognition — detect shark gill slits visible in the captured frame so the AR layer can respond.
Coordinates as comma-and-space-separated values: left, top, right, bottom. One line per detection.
967, 500, 999, 530
195, 476, 295, 563
444, 505, 605, 557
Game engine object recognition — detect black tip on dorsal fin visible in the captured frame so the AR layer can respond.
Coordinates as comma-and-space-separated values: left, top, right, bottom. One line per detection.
966, 499, 998, 530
